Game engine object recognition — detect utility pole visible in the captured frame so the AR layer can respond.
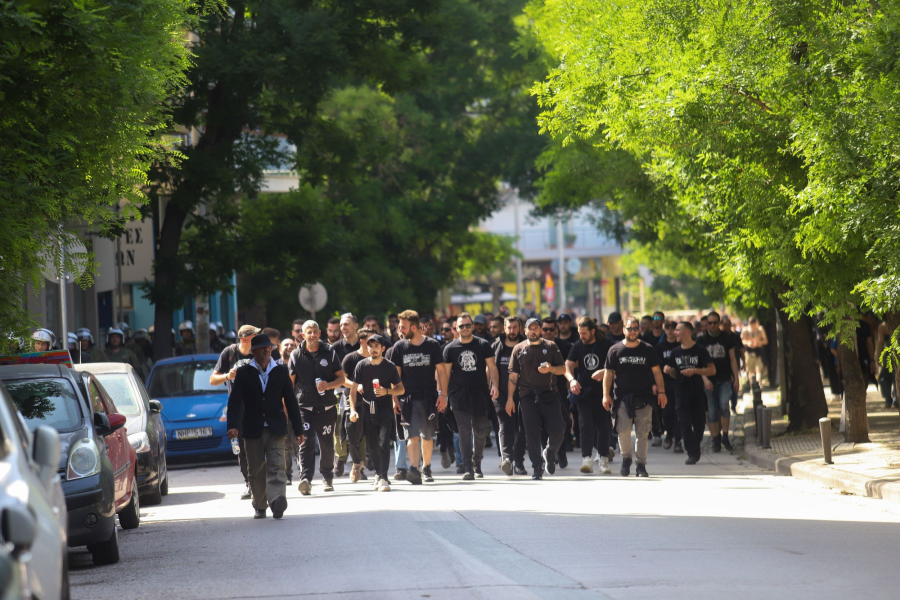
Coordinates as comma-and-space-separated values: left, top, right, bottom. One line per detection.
557, 216, 566, 312
58, 229, 69, 349
514, 192, 523, 312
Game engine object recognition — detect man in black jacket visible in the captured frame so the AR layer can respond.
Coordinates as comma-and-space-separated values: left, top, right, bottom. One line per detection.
227, 334, 305, 520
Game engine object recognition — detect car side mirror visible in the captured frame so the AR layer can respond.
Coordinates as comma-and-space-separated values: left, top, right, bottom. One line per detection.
108, 413, 127, 433
1, 505, 36, 557
93, 412, 111, 436
32, 425, 61, 471
149, 400, 162, 413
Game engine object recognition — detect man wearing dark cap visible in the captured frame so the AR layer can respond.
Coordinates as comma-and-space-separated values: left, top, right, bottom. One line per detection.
226, 334, 305, 519
508, 317, 567, 479
606, 312, 625, 343
557, 313, 576, 345
473, 314, 494, 345
211, 324, 261, 500
348, 334, 405, 491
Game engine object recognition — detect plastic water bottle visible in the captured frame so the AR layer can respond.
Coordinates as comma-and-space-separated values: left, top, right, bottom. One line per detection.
316, 378, 325, 396
231, 437, 240, 455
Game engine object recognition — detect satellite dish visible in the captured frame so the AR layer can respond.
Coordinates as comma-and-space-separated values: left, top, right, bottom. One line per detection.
298, 283, 328, 313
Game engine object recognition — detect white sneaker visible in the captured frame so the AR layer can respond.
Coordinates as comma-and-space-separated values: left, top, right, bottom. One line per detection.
599, 457, 611, 474
580, 456, 593, 474
651, 436, 662, 447
591, 448, 599, 463
377, 478, 391, 492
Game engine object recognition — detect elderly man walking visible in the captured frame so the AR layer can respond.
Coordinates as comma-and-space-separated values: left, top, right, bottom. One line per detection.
226, 334, 305, 519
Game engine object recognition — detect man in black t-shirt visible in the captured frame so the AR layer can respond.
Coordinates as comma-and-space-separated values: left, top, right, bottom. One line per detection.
473, 314, 495, 345
210, 324, 260, 500
439, 313, 499, 480
349, 335, 404, 492
541, 317, 573, 467
338, 327, 374, 483
392, 310, 447, 484
332, 313, 361, 477
603, 316, 667, 477
492, 316, 527, 475
655, 322, 682, 453
508, 318, 567, 479
695, 311, 739, 453
665, 321, 715, 464
288, 320, 346, 495
722, 316, 743, 413
606, 311, 625, 343
566, 316, 613, 475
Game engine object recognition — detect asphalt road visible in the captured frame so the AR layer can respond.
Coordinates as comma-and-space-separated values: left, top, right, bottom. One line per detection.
69, 435, 900, 600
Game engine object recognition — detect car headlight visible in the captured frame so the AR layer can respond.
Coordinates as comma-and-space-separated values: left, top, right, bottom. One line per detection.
219, 406, 227, 422
67, 438, 101, 480
128, 431, 151, 453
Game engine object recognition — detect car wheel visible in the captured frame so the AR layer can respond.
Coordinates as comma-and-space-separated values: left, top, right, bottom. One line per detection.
119, 476, 141, 530
61, 548, 71, 600
88, 526, 120, 566
143, 454, 163, 506
160, 455, 169, 496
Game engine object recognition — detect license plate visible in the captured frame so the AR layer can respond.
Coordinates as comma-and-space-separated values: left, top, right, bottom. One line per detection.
174, 427, 213, 440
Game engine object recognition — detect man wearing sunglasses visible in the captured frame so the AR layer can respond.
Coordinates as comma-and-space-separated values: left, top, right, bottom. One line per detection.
602, 316, 667, 477
695, 311, 739, 452
439, 313, 499, 480
542, 317, 574, 468
440, 323, 455, 344
332, 313, 361, 477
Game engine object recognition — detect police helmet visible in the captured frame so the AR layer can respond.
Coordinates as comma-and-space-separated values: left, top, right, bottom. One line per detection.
133, 328, 150, 341
178, 320, 194, 334
75, 328, 94, 344
224, 330, 237, 342
107, 327, 125, 345
33, 329, 54, 346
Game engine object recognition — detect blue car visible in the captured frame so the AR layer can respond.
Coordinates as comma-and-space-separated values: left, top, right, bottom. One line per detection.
146, 354, 232, 458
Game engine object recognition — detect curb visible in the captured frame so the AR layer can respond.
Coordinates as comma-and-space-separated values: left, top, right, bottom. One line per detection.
741, 414, 900, 504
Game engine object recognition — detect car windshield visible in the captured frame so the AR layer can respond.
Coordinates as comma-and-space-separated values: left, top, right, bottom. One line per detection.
94, 374, 144, 417
4, 378, 83, 432
147, 361, 221, 398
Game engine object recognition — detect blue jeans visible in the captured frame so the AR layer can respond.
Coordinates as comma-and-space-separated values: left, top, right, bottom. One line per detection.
705, 380, 732, 422
394, 440, 409, 470
453, 432, 463, 465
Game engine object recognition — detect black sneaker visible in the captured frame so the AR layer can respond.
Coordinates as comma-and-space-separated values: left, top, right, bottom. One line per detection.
254, 509, 266, 519
286, 474, 292, 486
673, 440, 684, 454
462, 471, 475, 481
501, 459, 514, 476
514, 464, 527, 475
334, 459, 346, 478
542, 446, 556, 475
635, 463, 648, 478
685, 454, 700, 465
441, 450, 452, 469
722, 435, 733, 452
532, 469, 543, 480
456, 464, 465, 474
474, 465, 484, 478
407, 467, 423, 485
712, 435, 722, 453
620, 456, 632, 477
270, 495, 287, 519
241, 484, 252, 500
557, 451, 568, 469
663, 437, 673, 450
423, 465, 434, 482
393, 468, 408, 482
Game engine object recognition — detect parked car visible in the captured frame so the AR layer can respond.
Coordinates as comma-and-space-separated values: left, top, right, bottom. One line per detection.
146, 355, 232, 458
0, 380, 69, 599
0, 365, 140, 565
75, 363, 168, 505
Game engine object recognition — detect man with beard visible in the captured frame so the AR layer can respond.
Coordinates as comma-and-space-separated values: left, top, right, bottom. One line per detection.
542, 317, 573, 468
492, 316, 527, 475
473, 314, 494, 344
566, 317, 613, 475
508, 318, 567, 479
391, 310, 447, 484
556, 313, 576, 345
388, 313, 400, 344
695, 311, 739, 452
489, 316, 504, 341
665, 321, 715, 464
325, 318, 342, 345
332, 313, 361, 477
340, 328, 374, 482
440, 313, 499, 480
288, 321, 346, 495
602, 316, 667, 477
656, 322, 683, 453
606, 312, 625, 343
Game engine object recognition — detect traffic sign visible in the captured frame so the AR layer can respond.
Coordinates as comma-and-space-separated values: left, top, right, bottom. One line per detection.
299, 283, 328, 314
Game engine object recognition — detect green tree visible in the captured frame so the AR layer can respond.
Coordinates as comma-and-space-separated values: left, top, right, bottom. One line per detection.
0, 0, 193, 339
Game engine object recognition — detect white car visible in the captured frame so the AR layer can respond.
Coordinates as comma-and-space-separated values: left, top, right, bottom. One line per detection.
0, 381, 69, 600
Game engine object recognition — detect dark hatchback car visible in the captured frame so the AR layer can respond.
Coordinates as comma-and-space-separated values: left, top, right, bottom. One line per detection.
0, 365, 140, 566
75, 363, 168, 505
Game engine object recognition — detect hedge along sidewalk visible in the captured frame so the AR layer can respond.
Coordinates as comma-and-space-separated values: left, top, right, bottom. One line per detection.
738, 389, 900, 504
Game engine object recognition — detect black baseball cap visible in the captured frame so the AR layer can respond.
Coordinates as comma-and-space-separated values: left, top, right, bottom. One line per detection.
607, 312, 623, 324
558, 313, 573, 321
366, 334, 389, 348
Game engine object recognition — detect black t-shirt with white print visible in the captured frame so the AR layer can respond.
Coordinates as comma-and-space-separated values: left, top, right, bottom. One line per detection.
567, 337, 612, 397
604, 341, 660, 397
671, 343, 712, 399
443, 337, 492, 395
389, 337, 444, 396
695, 331, 734, 383
215, 344, 254, 396
493, 337, 518, 398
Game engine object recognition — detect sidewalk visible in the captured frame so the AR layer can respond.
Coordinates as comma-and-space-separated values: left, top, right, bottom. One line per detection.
736, 387, 900, 504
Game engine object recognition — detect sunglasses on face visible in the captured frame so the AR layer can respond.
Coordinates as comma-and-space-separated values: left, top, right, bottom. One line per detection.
292, 329, 302, 334
708, 320, 720, 325
625, 327, 640, 332
442, 328, 452, 332
653, 316, 663, 321
541, 327, 555, 332
458, 323, 473, 329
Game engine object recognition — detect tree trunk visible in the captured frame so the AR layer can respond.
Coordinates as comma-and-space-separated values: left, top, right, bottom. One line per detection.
764, 305, 779, 389
837, 337, 870, 443
772, 296, 828, 431
884, 312, 900, 431
152, 200, 189, 363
